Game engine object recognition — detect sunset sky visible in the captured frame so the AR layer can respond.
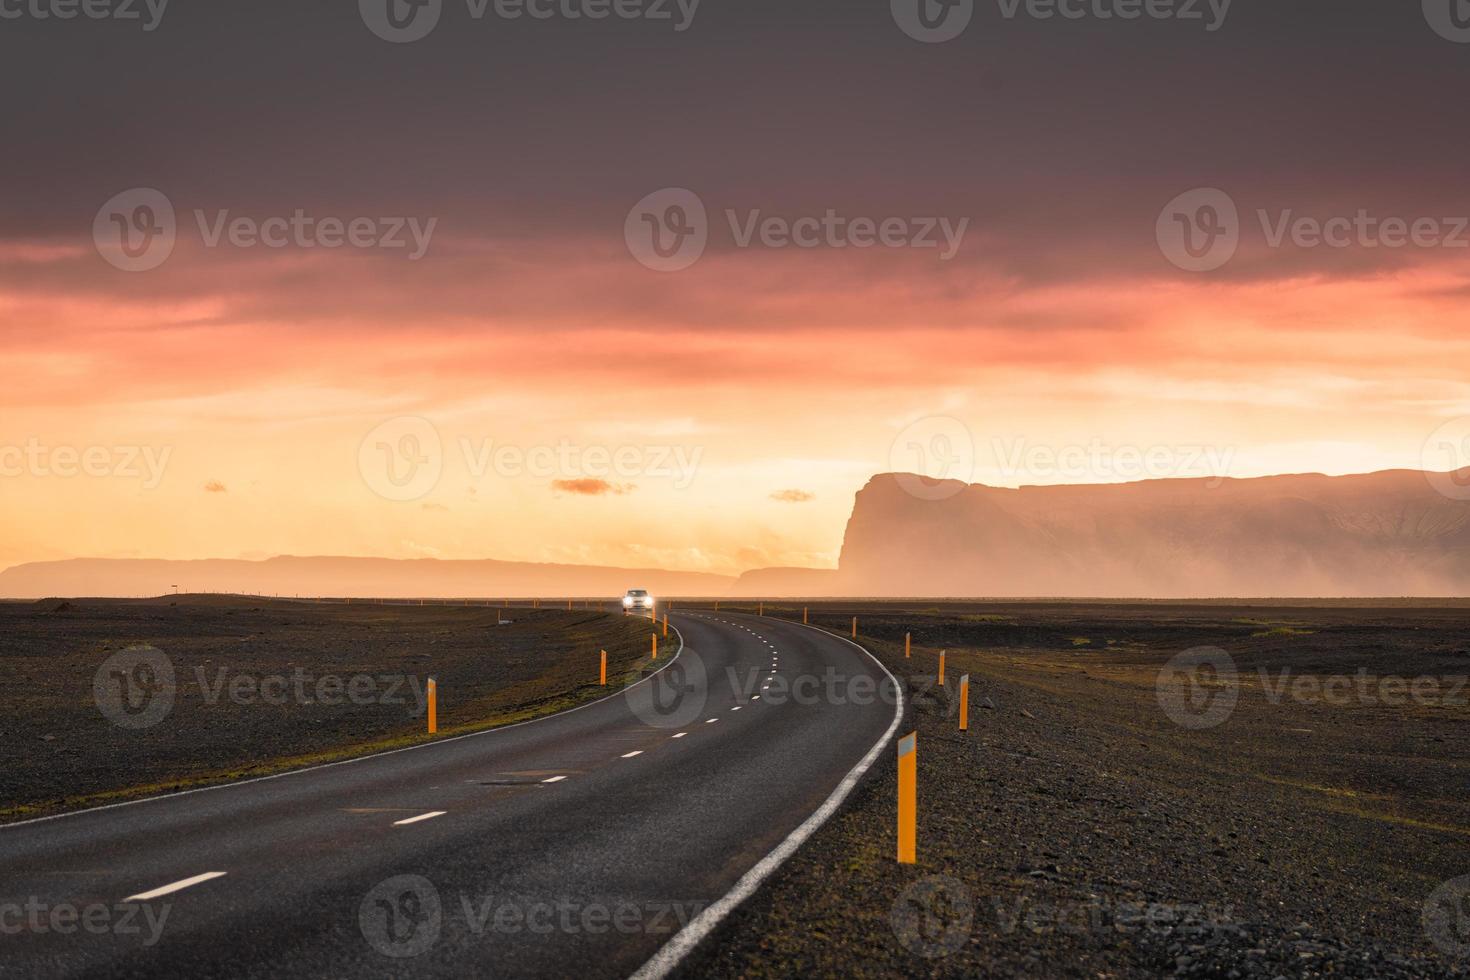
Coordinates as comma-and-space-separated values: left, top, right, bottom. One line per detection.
4, 1, 1470, 576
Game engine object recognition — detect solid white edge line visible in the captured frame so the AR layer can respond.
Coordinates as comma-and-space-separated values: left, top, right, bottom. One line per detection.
621, 750, 644, 758
542, 776, 567, 784
124, 871, 227, 902
393, 811, 446, 826
2, 625, 687, 831
628, 613, 904, 980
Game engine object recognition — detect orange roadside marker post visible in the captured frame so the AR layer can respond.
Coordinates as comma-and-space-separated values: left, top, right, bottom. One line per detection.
662, 613, 668, 637
758, 601, 763, 616
652, 633, 658, 659
600, 650, 607, 686
938, 649, 946, 686
803, 607, 808, 624
852, 616, 857, 639
427, 678, 438, 734
897, 731, 917, 863
715, 600, 720, 611
905, 632, 911, 658
567, 598, 572, 610
958, 674, 969, 730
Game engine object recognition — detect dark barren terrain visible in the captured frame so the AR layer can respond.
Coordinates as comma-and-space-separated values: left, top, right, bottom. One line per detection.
0, 596, 654, 821
677, 601, 1470, 978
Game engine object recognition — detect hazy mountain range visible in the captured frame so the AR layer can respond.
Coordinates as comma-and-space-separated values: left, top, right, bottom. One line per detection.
6, 468, 1470, 599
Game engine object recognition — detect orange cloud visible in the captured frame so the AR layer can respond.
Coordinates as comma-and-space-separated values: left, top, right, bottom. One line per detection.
552, 479, 635, 497
204, 481, 227, 493
771, 489, 815, 503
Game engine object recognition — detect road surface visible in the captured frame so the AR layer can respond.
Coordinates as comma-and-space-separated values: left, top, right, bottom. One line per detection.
0, 610, 900, 978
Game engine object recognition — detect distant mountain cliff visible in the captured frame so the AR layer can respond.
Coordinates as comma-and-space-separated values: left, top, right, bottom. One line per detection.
834, 470, 1470, 597
0, 556, 734, 600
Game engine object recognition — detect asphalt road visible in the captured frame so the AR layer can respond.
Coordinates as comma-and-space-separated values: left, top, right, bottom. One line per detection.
0, 610, 900, 978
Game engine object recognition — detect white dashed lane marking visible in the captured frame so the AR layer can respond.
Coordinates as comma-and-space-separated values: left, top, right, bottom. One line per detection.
393, 811, 447, 826
124, 872, 228, 902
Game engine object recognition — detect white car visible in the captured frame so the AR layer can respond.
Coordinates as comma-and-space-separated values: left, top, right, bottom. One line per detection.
622, 589, 655, 613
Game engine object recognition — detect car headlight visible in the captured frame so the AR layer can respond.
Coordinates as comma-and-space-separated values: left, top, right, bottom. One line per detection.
622, 597, 633, 606
646, 596, 655, 605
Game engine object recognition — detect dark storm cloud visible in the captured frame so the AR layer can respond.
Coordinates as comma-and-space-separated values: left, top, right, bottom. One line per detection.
1, 1, 1467, 284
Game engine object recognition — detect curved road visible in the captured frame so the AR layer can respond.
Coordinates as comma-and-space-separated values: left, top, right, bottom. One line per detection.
0, 610, 899, 978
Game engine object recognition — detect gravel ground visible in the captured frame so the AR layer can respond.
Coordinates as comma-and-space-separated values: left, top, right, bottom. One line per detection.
675, 602, 1470, 978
